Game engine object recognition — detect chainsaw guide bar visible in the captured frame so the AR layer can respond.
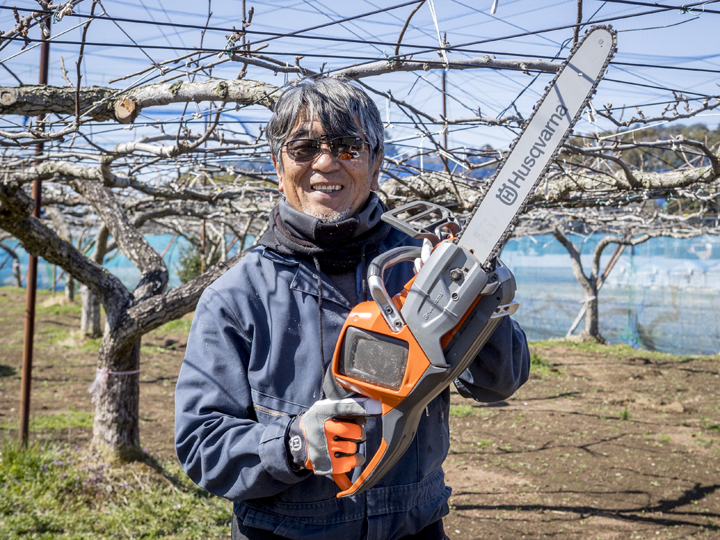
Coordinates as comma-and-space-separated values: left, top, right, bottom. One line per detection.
328, 26, 617, 499
458, 25, 617, 269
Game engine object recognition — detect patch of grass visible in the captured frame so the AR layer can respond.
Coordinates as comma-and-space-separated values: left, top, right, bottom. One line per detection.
697, 438, 714, 448
529, 339, 706, 362
0, 286, 26, 295
700, 419, 720, 433
36, 325, 72, 344
80, 337, 102, 352
37, 301, 82, 316
620, 408, 631, 421
450, 404, 477, 417
34, 325, 101, 351
156, 317, 193, 334
141, 345, 174, 355
0, 440, 232, 539
0, 411, 94, 431
529, 351, 557, 377
576, 341, 682, 361
530, 352, 549, 367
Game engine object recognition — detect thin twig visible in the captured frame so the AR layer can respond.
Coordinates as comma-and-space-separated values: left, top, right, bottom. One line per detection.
394, 1, 426, 57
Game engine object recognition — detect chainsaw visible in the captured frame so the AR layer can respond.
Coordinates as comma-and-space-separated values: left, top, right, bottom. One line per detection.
324, 26, 617, 498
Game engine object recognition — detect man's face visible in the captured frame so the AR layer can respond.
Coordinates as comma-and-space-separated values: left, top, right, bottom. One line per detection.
273, 118, 382, 221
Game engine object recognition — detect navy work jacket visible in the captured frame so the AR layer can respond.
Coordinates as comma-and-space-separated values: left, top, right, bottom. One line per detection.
175, 227, 530, 540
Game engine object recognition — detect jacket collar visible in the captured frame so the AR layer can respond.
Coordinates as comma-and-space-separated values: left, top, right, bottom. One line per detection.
259, 227, 410, 264
258, 227, 413, 310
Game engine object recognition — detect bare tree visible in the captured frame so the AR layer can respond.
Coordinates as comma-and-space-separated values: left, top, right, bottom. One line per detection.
511, 207, 720, 341
0, 233, 22, 288
1, 2, 719, 460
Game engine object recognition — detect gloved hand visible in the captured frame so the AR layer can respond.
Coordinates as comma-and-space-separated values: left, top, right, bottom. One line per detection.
286, 397, 381, 476
413, 238, 434, 274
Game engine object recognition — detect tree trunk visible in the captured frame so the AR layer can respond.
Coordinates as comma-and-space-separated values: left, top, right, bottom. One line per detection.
65, 273, 75, 301
91, 338, 142, 461
553, 225, 604, 342
81, 285, 102, 337
12, 256, 21, 288
584, 287, 601, 340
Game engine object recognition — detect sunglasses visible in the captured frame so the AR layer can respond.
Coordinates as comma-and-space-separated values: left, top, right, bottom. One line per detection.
283, 136, 368, 162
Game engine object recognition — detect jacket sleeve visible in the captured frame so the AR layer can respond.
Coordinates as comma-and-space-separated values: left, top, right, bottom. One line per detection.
454, 315, 530, 402
174, 287, 309, 502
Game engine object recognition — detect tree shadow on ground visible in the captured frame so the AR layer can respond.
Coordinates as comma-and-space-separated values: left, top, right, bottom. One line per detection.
0, 364, 16, 377
450, 433, 629, 457
453, 483, 720, 529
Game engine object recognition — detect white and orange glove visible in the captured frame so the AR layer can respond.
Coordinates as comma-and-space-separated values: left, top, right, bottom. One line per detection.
413, 238, 434, 274
286, 397, 381, 476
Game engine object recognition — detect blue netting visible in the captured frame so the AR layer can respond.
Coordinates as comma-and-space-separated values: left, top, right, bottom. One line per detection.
501, 234, 720, 356
3, 233, 719, 355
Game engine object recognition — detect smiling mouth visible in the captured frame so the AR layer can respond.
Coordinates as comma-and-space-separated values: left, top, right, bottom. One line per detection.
312, 185, 343, 192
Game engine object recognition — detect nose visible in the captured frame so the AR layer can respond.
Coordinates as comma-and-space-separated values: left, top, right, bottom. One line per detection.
311, 142, 340, 171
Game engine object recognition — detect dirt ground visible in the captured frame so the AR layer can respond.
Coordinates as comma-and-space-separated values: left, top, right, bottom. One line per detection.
1, 287, 719, 539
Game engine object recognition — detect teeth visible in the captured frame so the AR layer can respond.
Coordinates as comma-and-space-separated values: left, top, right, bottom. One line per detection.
312, 185, 343, 192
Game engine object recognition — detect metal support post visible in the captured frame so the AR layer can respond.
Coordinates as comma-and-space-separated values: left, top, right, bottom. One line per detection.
19, 20, 50, 446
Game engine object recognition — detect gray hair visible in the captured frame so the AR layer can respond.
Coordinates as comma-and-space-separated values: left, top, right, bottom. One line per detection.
266, 78, 384, 170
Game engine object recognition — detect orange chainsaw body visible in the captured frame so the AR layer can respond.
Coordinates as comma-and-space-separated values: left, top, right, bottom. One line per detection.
331, 282, 430, 414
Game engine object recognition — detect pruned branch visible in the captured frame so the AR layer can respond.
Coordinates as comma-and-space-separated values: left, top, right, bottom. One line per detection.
552, 223, 593, 291
333, 56, 560, 80
2, 160, 132, 187
69, 179, 168, 302
599, 96, 720, 128
0, 79, 279, 123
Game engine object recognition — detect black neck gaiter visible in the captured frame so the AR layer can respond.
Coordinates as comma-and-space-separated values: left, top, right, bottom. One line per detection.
259, 193, 392, 272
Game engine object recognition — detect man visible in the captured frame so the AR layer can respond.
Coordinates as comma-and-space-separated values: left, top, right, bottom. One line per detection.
175, 77, 530, 540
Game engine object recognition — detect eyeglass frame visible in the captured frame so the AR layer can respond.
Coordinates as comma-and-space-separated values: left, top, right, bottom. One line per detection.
281, 135, 370, 163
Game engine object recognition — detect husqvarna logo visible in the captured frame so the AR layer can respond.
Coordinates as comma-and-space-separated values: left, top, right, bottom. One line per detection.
495, 104, 568, 206
423, 293, 444, 320
496, 184, 518, 205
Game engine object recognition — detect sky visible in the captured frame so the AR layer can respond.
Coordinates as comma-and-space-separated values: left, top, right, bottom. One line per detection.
1, 0, 719, 162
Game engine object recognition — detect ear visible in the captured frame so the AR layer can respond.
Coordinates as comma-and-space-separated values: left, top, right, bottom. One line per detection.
272, 155, 285, 193
369, 153, 383, 192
